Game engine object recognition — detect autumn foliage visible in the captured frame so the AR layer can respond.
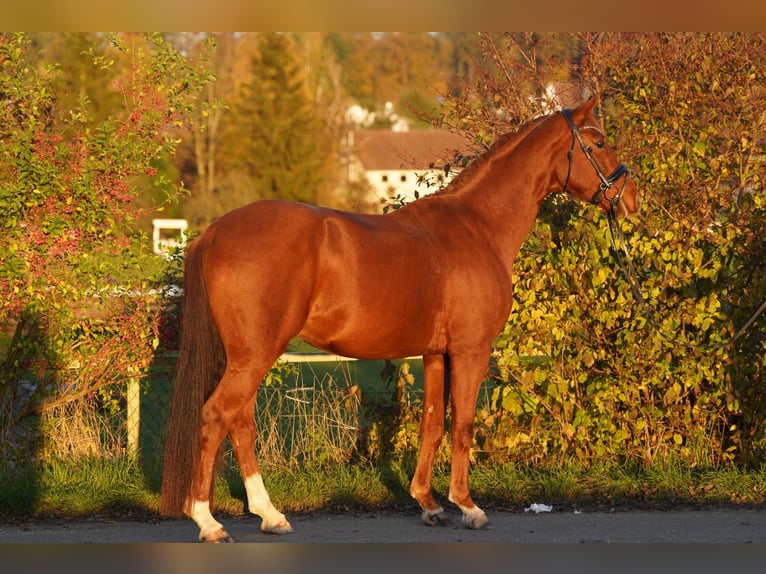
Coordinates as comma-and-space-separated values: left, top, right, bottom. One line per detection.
436, 33, 766, 468
1, 32, 764, 473
0, 33, 212, 460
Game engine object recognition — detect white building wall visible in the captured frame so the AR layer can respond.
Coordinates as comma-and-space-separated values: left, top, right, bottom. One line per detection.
365, 168, 457, 204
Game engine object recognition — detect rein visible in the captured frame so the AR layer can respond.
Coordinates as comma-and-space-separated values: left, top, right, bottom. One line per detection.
605, 209, 766, 351
561, 109, 628, 216
561, 107, 764, 351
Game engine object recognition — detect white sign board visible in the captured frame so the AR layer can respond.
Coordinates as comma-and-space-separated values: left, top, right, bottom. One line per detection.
152, 218, 188, 257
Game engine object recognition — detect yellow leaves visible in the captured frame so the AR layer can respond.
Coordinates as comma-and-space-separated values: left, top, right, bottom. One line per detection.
501, 431, 532, 451
550, 325, 565, 341
490, 164, 764, 466
528, 307, 544, 322
591, 267, 609, 288
686, 247, 704, 270
695, 293, 720, 315
665, 381, 683, 402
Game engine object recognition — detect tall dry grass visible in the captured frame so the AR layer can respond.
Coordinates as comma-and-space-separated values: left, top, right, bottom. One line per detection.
250, 363, 363, 470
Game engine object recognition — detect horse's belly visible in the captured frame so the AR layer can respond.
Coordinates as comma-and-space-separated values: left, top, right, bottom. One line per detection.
298, 298, 444, 360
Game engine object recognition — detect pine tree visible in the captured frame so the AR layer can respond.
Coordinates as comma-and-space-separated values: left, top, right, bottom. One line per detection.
222, 33, 323, 205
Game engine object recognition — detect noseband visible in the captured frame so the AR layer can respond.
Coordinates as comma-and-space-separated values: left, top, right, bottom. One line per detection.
561, 108, 628, 216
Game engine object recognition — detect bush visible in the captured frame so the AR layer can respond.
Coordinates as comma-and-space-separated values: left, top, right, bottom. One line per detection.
0, 33, 214, 464
438, 33, 766, 469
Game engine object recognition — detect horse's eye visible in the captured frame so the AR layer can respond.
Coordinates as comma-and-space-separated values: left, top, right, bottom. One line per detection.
595, 140, 606, 149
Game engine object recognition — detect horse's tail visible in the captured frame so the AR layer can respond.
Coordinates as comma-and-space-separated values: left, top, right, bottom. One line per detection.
160, 232, 226, 517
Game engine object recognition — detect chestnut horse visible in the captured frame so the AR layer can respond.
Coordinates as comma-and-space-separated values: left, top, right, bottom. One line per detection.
160, 97, 640, 542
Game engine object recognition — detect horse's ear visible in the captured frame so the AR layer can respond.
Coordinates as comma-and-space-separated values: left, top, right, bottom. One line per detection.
577, 95, 599, 116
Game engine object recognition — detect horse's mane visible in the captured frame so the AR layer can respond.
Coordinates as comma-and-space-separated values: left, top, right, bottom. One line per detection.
442, 114, 550, 194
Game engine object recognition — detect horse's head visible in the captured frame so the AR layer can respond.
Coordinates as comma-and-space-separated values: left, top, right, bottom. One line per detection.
557, 97, 641, 218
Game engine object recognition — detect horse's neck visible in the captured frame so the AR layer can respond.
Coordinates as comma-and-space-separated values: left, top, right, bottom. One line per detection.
400, 117, 558, 272
455, 135, 554, 266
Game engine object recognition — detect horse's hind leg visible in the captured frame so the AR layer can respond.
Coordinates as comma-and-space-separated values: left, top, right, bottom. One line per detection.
411, 353, 451, 526
189, 363, 290, 542
229, 393, 292, 534
186, 368, 242, 542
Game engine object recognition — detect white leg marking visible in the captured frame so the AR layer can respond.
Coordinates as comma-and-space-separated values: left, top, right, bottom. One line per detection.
244, 473, 293, 534
189, 499, 229, 541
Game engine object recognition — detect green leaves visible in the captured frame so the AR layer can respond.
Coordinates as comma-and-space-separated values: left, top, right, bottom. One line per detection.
485, 176, 763, 468
0, 34, 212, 458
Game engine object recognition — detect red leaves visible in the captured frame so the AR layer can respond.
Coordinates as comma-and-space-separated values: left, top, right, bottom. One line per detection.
1, 34, 212, 433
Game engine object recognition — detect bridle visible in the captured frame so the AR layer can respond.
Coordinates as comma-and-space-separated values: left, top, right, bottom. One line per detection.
561, 108, 629, 217
560, 108, 765, 351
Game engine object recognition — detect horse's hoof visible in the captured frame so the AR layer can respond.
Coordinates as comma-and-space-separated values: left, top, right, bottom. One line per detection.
462, 508, 490, 530
422, 509, 452, 527
200, 528, 234, 543
262, 519, 294, 535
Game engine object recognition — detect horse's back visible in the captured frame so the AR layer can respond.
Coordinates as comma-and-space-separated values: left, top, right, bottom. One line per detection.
204, 199, 322, 250
200, 199, 423, 277
194, 201, 324, 360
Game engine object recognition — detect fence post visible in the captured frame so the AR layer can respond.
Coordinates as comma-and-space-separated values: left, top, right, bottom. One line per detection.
127, 377, 140, 458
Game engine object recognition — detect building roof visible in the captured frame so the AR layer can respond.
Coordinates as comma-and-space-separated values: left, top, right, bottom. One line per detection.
351, 129, 472, 171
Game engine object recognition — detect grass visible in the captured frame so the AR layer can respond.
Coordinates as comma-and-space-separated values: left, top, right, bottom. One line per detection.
2, 347, 764, 520
0, 457, 154, 518
2, 455, 764, 520
137, 351, 424, 462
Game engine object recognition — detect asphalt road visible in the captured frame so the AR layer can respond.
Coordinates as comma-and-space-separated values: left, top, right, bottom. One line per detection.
1, 507, 764, 543
3, 509, 765, 574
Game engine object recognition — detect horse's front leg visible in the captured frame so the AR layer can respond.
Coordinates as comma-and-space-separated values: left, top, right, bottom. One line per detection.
410, 353, 451, 526
446, 350, 491, 530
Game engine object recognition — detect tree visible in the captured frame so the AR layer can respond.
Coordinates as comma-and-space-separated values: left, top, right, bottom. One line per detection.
335, 33, 457, 125
234, 32, 324, 204
0, 33, 213, 462
181, 33, 326, 229
28, 33, 123, 128
167, 33, 231, 223
583, 33, 766, 464
297, 33, 351, 207
435, 32, 766, 468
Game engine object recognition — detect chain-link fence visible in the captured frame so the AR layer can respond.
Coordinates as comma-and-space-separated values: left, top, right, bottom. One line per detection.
134, 353, 431, 476
2, 352, 495, 476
